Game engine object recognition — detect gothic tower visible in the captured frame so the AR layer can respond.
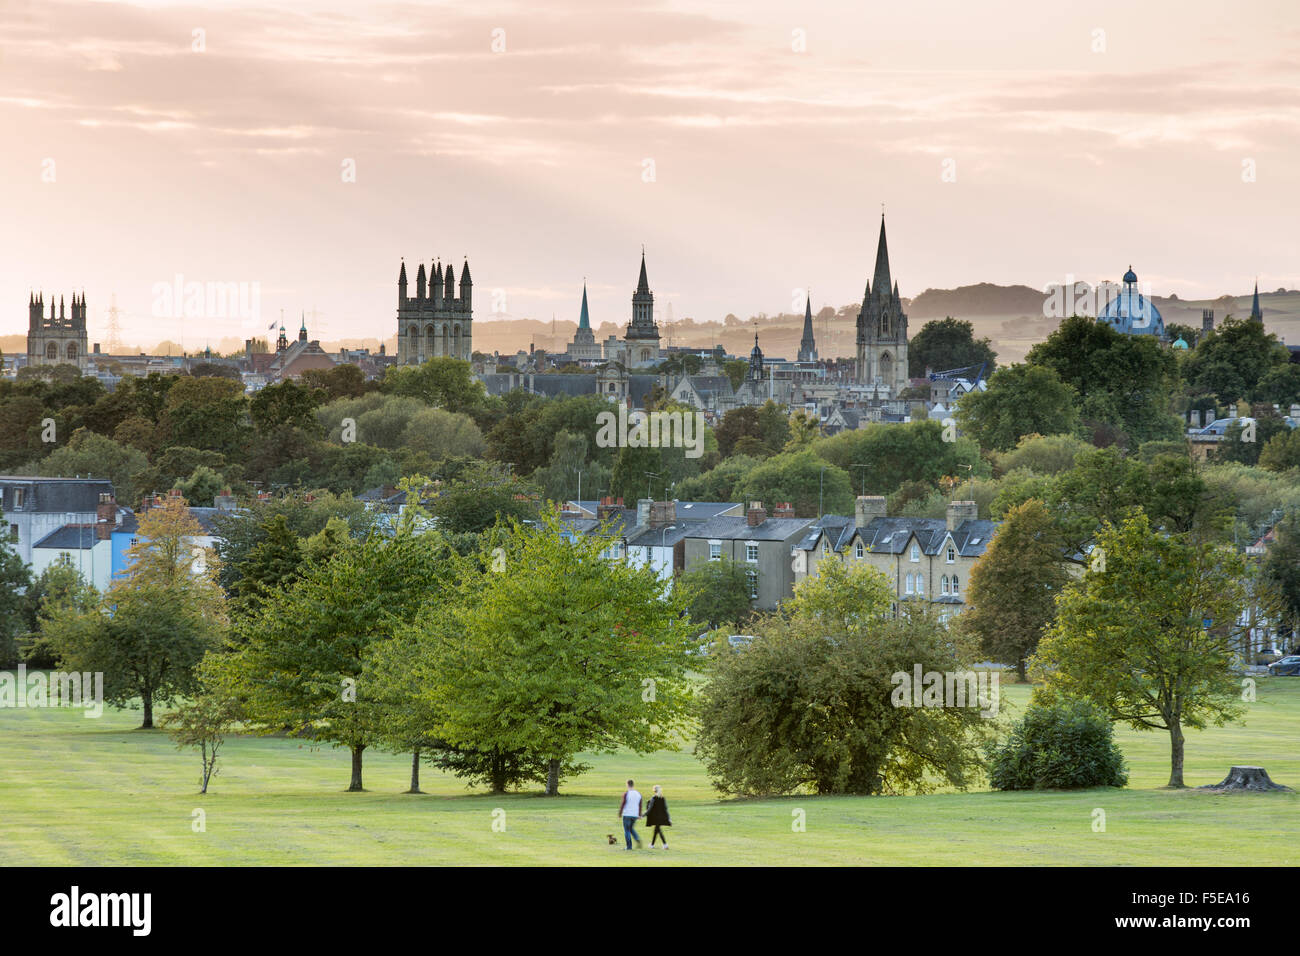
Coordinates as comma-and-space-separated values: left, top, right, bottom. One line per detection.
396, 256, 474, 364
27, 290, 90, 370
855, 218, 909, 391
623, 251, 661, 368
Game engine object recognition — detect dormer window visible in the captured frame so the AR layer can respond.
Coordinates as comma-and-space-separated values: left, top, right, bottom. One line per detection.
910, 543, 920, 562
946, 545, 956, 563
855, 542, 864, 559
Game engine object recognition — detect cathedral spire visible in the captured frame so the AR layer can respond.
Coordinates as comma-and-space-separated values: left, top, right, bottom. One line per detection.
578, 282, 591, 330
799, 292, 818, 363
872, 217, 892, 298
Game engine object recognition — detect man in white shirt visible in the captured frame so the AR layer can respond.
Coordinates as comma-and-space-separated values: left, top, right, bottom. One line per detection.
619, 779, 643, 850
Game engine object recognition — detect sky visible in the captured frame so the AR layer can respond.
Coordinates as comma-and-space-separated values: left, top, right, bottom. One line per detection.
3, 0, 1299, 349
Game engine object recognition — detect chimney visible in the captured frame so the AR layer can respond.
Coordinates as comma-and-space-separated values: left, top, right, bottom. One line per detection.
637, 498, 652, 528
96, 492, 116, 528
947, 499, 978, 531
746, 501, 767, 527
650, 500, 676, 528
168, 488, 183, 500
257, 491, 272, 501
597, 495, 623, 522
215, 489, 236, 513
772, 502, 795, 518
855, 495, 886, 528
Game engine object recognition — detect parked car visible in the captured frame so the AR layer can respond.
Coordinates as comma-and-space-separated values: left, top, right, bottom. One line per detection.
1254, 646, 1285, 665
1267, 655, 1300, 676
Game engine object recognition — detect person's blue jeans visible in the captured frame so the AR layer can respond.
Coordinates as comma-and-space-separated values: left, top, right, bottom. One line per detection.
623, 816, 641, 849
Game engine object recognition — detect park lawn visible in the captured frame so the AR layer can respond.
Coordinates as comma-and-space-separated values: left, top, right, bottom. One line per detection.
1, 680, 1296, 866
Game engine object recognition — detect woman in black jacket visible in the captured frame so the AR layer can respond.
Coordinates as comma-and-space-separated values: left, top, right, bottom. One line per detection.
645, 784, 671, 848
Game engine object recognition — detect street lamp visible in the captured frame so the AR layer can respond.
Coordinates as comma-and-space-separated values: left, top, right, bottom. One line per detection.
660, 524, 677, 580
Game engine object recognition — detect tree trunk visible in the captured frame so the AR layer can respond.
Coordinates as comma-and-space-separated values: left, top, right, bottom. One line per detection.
348, 745, 365, 791
1016, 658, 1027, 683
141, 692, 154, 729
406, 749, 422, 794
1167, 721, 1185, 789
545, 758, 561, 796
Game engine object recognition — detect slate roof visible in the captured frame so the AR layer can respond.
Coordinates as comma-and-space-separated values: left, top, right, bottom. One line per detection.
480, 373, 663, 406
794, 515, 998, 559
0, 477, 113, 514
626, 524, 693, 549
683, 515, 814, 543
33, 524, 101, 550
561, 508, 639, 539
856, 516, 996, 558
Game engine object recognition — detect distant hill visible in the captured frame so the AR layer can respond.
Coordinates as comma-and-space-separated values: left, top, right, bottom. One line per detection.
909, 283, 1046, 318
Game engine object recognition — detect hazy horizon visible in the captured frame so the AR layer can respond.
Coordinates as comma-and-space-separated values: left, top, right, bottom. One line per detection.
4, 0, 1298, 349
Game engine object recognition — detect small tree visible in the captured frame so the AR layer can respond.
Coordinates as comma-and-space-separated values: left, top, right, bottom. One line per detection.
39, 497, 226, 727
1035, 513, 1248, 788
163, 691, 241, 793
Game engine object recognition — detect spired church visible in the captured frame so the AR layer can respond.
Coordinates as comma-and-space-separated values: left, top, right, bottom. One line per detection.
27, 292, 90, 370
856, 217, 909, 392
567, 252, 663, 369
396, 257, 474, 364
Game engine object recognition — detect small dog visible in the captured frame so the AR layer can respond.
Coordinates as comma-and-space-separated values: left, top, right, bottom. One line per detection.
607, 834, 618, 845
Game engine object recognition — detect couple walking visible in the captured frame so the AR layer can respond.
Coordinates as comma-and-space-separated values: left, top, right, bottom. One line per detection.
619, 779, 670, 850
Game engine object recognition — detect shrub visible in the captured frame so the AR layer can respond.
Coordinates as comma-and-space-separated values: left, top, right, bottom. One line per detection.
989, 696, 1127, 790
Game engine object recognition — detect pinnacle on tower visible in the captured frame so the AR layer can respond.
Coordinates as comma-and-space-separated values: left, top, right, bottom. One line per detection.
459, 259, 472, 284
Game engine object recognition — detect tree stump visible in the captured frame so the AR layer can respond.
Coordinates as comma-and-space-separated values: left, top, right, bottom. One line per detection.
1199, 766, 1293, 792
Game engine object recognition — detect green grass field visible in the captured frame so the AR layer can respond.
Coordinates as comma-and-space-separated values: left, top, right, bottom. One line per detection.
2, 680, 1297, 866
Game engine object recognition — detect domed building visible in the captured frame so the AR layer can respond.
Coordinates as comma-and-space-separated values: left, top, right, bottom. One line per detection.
1098, 266, 1166, 339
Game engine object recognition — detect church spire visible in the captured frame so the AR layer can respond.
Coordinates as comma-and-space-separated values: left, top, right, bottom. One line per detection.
1250, 280, 1262, 322
636, 250, 650, 295
872, 217, 892, 298
578, 282, 591, 330
799, 292, 818, 363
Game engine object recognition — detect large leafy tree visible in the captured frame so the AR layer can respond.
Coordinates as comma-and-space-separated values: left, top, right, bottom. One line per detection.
210, 527, 449, 790
418, 511, 695, 795
1184, 317, 1290, 405
39, 496, 227, 727
955, 364, 1080, 452
817, 419, 987, 497
1026, 315, 1183, 445
1035, 513, 1249, 788
963, 499, 1069, 679
1262, 512, 1300, 647
907, 317, 998, 378
696, 564, 990, 795
381, 357, 485, 415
